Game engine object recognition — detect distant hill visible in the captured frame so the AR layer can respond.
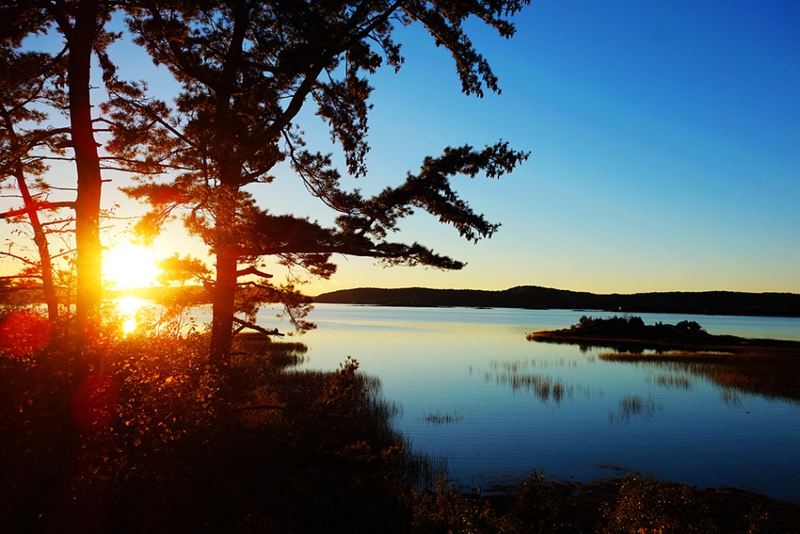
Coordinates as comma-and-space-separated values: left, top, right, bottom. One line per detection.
313, 286, 800, 318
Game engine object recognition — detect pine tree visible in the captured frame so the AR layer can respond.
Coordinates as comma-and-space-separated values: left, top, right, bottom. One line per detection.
109, 0, 530, 366
0, 45, 70, 322
1, 1, 120, 369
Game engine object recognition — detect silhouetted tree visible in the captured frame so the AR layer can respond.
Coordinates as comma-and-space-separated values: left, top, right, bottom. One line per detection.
0, 42, 72, 322
1, 1, 121, 369
107, 0, 530, 366
676, 320, 704, 334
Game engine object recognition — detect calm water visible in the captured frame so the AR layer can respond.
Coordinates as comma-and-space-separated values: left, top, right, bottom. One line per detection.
282, 304, 800, 502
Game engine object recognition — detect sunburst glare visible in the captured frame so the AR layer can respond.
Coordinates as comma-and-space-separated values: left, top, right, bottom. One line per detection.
116, 296, 148, 335
104, 243, 160, 290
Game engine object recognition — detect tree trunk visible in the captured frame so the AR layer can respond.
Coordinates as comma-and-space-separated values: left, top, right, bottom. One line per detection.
1, 103, 60, 322
209, 186, 239, 368
64, 0, 104, 363
209, 245, 238, 369
14, 163, 58, 322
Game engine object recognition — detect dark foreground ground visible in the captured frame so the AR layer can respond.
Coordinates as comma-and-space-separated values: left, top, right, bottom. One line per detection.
485, 476, 800, 534
2, 319, 800, 533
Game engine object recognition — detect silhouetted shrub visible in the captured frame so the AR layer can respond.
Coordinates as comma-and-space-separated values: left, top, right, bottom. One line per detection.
410, 475, 504, 534
602, 473, 718, 534
506, 469, 559, 533
676, 320, 704, 334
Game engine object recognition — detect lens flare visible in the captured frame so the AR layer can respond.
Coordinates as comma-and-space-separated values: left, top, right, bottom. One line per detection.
0, 310, 51, 357
71, 373, 119, 434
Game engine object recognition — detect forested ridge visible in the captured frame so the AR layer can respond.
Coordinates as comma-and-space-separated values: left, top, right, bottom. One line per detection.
314, 286, 800, 317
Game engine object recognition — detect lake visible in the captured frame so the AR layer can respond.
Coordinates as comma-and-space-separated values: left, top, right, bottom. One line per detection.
283, 304, 800, 503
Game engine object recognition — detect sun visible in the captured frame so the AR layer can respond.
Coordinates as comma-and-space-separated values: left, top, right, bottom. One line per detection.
104, 243, 160, 290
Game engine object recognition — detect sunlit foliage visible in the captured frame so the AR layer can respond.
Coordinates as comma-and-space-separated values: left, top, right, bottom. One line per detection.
155, 253, 212, 286
0, 309, 51, 357
2, 320, 797, 531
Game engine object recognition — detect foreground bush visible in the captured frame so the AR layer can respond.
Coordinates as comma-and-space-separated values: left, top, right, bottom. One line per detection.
601, 474, 718, 534
411, 476, 502, 534
0, 321, 426, 533
1, 319, 798, 533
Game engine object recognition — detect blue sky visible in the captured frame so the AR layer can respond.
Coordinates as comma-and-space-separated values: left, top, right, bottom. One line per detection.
8, 1, 800, 295
274, 0, 800, 294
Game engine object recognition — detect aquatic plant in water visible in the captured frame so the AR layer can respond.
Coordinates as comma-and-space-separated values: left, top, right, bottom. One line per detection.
608, 394, 663, 425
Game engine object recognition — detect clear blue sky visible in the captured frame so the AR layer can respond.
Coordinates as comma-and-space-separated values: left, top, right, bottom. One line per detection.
281, 0, 800, 294
9, 1, 800, 295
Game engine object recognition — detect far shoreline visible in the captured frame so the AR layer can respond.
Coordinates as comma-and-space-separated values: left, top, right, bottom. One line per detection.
313, 285, 800, 318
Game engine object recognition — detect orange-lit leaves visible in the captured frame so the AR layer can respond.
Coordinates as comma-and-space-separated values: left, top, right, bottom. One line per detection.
0, 309, 51, 357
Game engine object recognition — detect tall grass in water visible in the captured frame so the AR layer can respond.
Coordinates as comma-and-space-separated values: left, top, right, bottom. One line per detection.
600, 349, 800, 404
481, 359, 581, 405
608, 394, 663, 425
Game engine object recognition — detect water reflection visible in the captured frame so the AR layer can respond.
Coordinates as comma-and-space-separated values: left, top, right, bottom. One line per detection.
297, 305, 800, 503
115, 296, 149, 335
650, 372, 693, 390
720, 388, 744, 407
422, 407, 469, 425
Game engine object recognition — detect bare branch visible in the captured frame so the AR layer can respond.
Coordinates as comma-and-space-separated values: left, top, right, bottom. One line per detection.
0, 251, 37, 266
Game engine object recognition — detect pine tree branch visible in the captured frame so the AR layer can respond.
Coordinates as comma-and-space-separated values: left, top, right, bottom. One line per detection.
236, 265, 273, 279
232, 316, 284, 337
0, 201, 75, 219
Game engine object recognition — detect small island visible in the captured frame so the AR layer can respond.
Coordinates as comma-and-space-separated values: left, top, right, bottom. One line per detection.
528, 315, 800, 403
527, 314, 800, 352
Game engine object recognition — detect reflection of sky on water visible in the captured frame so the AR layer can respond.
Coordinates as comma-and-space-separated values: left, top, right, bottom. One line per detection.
295, 304, 800, 503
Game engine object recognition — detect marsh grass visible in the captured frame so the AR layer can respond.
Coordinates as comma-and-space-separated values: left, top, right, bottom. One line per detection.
599, 348, 800, 404
652, 372, 693, 390
232, 331, 308, 367
608, 394, 663, 425
478, 359, 599, 405
423, 407, 467, 425
493, 370, 570, 404
601, 473, 719, 534
0, 324, 440, 533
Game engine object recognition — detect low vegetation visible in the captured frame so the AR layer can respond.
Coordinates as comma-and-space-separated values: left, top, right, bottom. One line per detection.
527, 314, 744, 350
527, 315, 800, 404
600, 348, 800, 404
530, 313, 800, 349
2, 309, 799, 532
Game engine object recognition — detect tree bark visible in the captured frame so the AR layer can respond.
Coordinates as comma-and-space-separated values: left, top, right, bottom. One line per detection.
59, 0, 104, 361
209, 246, 238, 368
209, 185, 239, 368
